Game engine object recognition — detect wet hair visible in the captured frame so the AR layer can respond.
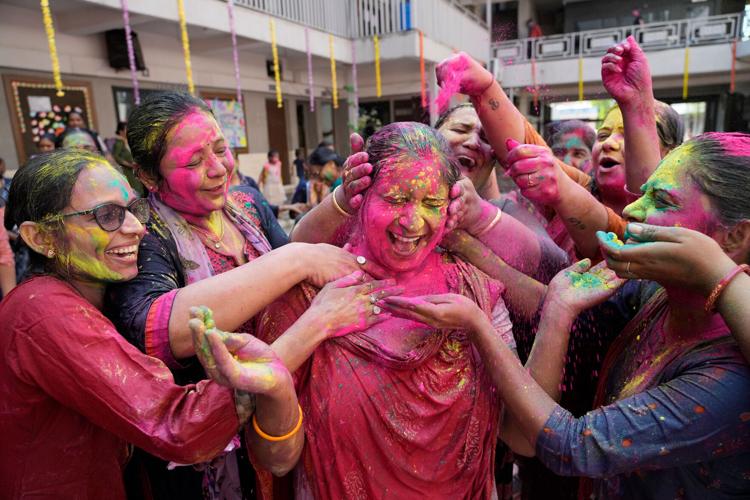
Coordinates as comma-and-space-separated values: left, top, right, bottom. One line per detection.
366, 122, 461, 187
127, 91, 212, 182
654, 101, 684, 152
5, 149, 105, 273
684, 132, 750, 227
551, 120, 596, 150
434, 103, 475, 131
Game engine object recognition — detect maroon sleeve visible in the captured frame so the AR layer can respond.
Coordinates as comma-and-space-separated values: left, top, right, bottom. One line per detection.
9, 292, 241, 465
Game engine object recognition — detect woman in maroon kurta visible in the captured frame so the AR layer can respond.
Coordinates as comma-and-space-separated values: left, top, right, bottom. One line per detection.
0, 150, 301, 499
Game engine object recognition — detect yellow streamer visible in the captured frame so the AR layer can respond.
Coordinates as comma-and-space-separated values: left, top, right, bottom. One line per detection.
40, 0, 64, 97
578, 56, 584, 101
682, 46, 690, 100
270, 19, 283, 108
176, 0, 195, 94
374, 35, 382, 98
329, 35, 338, 109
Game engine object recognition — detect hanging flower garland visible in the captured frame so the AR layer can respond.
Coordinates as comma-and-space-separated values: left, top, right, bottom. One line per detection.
682, 45, 690, 100
226, 0, 242, 104
730, 39, 738, 94
305, 27, 314, 112
328, 35, 338, 109
419, 30, 426, 109
176, 0, 195, 94
351, 41, 359, 120
120, 0, 140, 104
373, 35, 382, 98
40, 0, 64, 97
269, 19, 283, 108
577, 55, 584, 101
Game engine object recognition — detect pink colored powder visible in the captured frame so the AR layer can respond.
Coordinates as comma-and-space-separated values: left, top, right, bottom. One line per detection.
435, 57, 469, 114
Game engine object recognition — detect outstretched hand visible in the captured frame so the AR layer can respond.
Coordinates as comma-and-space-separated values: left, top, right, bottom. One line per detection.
546, 259, 626, 316
188, 306, 292, 396
601, 35, 653, 105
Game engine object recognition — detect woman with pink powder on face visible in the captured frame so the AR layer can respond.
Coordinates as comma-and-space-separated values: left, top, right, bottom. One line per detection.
106, 92, 396, 498
198, 122, 600, 499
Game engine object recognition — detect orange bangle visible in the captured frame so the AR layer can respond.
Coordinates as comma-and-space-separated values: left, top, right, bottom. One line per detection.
252, 404, 303, 442
704, 264, 750, 312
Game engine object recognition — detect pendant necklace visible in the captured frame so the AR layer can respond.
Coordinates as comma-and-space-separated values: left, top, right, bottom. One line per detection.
191, 215, 225, 250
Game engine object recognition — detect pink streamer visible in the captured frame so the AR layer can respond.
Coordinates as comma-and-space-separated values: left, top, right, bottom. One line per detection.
351, 42, 359, 120
434, 57, 469, 114
120, 0, 140, 105
226, 0, 242, 104
305, 27, 314, 112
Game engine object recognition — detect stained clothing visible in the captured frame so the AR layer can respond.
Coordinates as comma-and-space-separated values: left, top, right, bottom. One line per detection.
105, 187, 286, 498
107, 187, 287, 378
257, 255, 515, 499
0, 276, 241, 499
536, 287, 750, 499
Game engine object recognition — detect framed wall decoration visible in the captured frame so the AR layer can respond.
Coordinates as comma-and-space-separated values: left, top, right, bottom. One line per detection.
201, 91, 248, 153
3, 75, 97, 165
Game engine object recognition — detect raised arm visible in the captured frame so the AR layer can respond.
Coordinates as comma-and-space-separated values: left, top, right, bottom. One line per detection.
602, 36, 662, 192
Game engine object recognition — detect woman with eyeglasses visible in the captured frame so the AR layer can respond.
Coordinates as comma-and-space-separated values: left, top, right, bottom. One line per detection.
0, 149, 303, 499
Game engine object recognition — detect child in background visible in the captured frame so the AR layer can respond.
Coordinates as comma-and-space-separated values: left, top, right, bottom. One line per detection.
258, 149, 287, 206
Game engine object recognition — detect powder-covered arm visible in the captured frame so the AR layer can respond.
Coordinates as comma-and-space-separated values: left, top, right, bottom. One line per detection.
8, 300, 243, 465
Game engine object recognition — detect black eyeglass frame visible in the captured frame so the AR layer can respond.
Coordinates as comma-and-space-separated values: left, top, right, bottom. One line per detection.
59, 197, 150, 232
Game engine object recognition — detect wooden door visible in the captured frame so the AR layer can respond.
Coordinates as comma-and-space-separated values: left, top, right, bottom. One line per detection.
265, 99, 290, 184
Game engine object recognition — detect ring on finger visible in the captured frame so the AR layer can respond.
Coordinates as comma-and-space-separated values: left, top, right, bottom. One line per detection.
527, 173, 536, 187
356, 255, 367, 266
626, 261, 632, 275
372, 305, 382, 315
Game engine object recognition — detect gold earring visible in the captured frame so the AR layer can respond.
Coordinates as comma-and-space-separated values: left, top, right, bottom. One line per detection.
47, 249, 55, 258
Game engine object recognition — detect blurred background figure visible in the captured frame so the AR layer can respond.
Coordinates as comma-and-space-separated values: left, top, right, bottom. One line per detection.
549, 120, 595, 174
258, 149, 287, 206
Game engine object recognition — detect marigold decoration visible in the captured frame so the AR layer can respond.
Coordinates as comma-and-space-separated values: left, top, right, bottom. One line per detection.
40, 0, 64, 97
328, 35, 338, 109
578, 55, 584, 101
270, 19, 283, 108
176, 0, 195, 94
682, 45, 690, 100
374, 35, 382, 98
226, 0, 242, 103
120, 0, 140, 104
730, 39, 738, 94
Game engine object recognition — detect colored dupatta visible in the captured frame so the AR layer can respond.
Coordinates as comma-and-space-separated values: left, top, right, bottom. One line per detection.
148, 192, 272, 284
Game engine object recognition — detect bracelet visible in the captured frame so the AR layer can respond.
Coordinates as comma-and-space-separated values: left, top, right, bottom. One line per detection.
475, 207, 502, 236
704, 264, 750, 312
252, 404, 304, 442
331, 185, 352, 217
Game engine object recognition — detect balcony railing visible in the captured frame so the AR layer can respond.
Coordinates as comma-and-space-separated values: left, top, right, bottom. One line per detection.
233, 0, 486, 44
492, 12, 742, 64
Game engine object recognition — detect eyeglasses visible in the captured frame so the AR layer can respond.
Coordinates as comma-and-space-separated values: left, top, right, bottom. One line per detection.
61, 198, 150, 232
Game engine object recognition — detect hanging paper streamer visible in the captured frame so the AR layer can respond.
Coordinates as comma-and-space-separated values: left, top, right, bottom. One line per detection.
269, 19, 283, 108
351, 41, 359, 120
682, 45, 690, 100
419, 30, 426, 109
176, 0, 195, 94
374, 35, 382, 98
120, 0, 140, 104
226, 0, 242, 104
328, 35, 338, 109
531, 56, 539, 109
305, 28, 314, 112
730, 39, 738, 94
40, 0, 64, 97
577, 55, 584, 101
